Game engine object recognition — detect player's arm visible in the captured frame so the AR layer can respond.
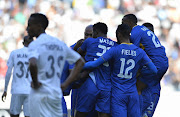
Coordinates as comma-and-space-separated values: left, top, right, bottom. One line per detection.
61, 57, 85, 91
29, 58, 41, 89
83, 57, 105, 70
2, 52, 14, 102
73, 39, 84, 51
142, 55, 157, 74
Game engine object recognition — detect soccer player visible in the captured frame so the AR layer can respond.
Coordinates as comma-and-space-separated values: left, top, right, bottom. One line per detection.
77, 22, 117, 117
26, 13, 84, 117
1, 35, 33, 117
122, 14, 169, 117
83, 24, 157, 117
70, 25, 98, 117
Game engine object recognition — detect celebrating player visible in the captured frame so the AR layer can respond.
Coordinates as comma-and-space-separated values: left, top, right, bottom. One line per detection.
2, 35, 33, 117
122, 14, 169, 117
77, 22, 117, 117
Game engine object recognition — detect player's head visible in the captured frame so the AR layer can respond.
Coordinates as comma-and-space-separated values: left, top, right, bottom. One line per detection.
23, 35, 33, 47
26, 13, 49, 38
143, 22, 154, 32
84, 25, 93, 39
93, 22, 108, 38
116, 24, 131, 44
122, 14, 137, 29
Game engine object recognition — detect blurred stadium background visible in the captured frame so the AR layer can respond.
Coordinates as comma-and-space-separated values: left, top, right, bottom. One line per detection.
0, 0, 180, 116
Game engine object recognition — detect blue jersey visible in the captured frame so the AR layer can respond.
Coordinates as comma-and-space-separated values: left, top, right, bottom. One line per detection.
102, 43, 151, 93
61, 61, 71, 96
80, 37, 117, 91
131, 25, 168, 93
130, 25, 168, 67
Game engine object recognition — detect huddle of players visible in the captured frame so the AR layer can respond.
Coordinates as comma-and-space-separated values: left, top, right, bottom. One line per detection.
1, 13, 168, 117
68, 14, 168, 117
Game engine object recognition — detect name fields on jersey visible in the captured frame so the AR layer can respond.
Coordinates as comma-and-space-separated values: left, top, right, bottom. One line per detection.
99, 38, 114, 46
121, 49, 136, 56
42, 44, 63, 51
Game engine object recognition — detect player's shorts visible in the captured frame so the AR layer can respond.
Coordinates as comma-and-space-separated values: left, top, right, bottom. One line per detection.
142, 93, 160, 117
76, 77, 99, 112
95, 90, 110, 114
62, 96, 67, 117
10, 94, 29, 116
111, 89, 140, 117
29, 91, 63, 117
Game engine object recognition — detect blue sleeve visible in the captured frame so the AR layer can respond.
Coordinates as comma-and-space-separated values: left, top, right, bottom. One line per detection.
141, 50, 157, 74
83, 57, 105, 69
80, 38, 90, 52
101, 47, 115, 62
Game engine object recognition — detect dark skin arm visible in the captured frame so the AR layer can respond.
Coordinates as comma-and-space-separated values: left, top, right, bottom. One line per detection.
73, 39, 84, 51
61, 57, 85, 91
29, 58, 41, 89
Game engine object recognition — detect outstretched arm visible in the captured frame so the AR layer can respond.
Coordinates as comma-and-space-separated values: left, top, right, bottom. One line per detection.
83, 57, 105, 70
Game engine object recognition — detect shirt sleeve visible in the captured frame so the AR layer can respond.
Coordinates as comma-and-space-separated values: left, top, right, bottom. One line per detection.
65, 46, 81, 65
101, 47, 115, 62
4, 51, 14, 92
140, 50, 152, 67
80, 38, 90, 52
28, 43, 39, 59
130, 28, 142, 47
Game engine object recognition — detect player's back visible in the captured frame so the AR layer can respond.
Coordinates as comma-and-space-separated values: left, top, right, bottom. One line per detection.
109, 43, 148, 93
81, 37, 117, 90
10, 47, 31, 94
131, 25, 168, 65
28, 33, 69, 98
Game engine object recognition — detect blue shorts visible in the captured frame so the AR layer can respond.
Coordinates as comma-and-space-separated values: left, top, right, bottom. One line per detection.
96, 90, 111, 114
62, 96, 67, 117
111, 90, 140, 117
76, 77, 99, 112
142, 93, 159, 117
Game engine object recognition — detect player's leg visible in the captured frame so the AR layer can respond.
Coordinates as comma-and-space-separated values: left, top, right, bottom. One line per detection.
75, 78, 99, 117
10, 94, 23, 117
142, 93, 159, 117
127, 91, 141, 117
96, 90, 111, 117
22, 94, 30, 117
71, 89, 78, 117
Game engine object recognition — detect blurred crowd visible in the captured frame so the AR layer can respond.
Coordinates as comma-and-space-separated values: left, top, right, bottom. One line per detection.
0, 0, 180, 91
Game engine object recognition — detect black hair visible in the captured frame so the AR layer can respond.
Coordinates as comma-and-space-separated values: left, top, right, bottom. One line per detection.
116, 24, 131, 38
143, 22, 154, 32
23, 35, 33, 44
124, 14, 137, 24
30, 13, 49, 30
93, 22, 108, 34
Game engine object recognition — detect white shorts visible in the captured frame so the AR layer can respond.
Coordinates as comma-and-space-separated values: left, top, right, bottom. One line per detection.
10, 94, 29, 116
29, 91, 63, 117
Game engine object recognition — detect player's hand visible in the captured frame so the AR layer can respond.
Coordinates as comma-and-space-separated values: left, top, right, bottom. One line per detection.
31, 82, 42, 89
61, 83, 68, 92
2, 91, 7, 102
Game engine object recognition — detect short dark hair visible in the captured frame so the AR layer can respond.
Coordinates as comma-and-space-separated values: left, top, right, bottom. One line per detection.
143, 22, 154, 32
93, 22, 108, 34
30, 13, 49, 30
124, 14, 137, 24
116, 24, 131, 38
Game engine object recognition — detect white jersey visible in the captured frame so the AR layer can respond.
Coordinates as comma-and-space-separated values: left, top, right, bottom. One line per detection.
4, 47, 31, 94
28, 33, 81, 98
